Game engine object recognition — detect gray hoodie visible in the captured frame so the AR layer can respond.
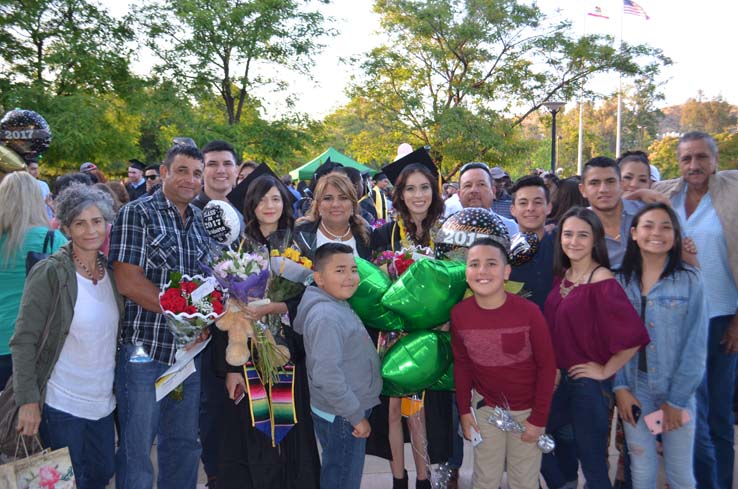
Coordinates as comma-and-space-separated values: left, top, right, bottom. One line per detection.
293, 285, 382, 426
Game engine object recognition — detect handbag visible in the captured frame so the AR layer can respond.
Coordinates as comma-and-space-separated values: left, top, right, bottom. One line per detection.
0, 287, 60, 457
0, 438, 75, 489
25, 230, 55, 275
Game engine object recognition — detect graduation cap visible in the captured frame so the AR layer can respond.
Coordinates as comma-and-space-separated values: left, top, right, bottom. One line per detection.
227, 162, 295, 211
128, 159, 146, 171
311, 157, 343, 187
381, 147, 439, 186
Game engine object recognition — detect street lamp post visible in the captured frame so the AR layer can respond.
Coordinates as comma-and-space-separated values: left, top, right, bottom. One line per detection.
543, 101, 566, 174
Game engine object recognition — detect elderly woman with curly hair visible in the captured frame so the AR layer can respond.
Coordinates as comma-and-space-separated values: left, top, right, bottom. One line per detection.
11, 183, 123, 489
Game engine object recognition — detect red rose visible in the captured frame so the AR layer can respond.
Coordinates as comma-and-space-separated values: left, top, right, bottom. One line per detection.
184, 305, 198, 315
394, 257, 414, 276
180, 281, 199, 294
161, 289, 187, 313
211, 299, 224, 315
210, 290, 222, 301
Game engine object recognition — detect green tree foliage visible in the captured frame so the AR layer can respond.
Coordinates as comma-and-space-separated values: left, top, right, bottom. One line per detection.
0, 0, 134, 95
349, 0, 669, 176
680, 94, 737, 134
138, 0, 332, 125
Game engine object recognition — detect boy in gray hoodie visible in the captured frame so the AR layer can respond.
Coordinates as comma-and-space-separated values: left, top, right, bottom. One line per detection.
293, 242, 382, 489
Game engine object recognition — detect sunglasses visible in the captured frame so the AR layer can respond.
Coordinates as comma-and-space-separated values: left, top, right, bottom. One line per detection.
145, 174, 159, 180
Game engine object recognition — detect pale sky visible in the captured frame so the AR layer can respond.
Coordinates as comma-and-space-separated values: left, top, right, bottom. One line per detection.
103, 0, 736, 119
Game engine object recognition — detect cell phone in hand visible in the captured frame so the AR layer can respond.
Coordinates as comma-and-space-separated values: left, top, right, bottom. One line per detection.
234, 384, 246, 405
631, 405, 641, 423
644, 409, 690, 435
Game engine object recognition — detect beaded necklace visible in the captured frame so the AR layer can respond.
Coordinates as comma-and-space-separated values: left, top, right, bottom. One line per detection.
72, 250, 105, 285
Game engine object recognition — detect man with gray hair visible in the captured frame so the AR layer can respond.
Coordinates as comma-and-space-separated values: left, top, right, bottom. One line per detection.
653, 131, 738, 489
110, 144, 210, 489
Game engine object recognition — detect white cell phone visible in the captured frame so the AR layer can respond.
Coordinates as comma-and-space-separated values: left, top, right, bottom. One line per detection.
458, 406, 483, 446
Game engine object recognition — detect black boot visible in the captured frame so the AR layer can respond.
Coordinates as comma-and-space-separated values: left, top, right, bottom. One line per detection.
392, 470, 408, 489
416, 478, 432, 489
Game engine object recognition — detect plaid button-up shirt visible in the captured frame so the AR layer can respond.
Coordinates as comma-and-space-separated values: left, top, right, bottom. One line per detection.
110, 189, 209, 365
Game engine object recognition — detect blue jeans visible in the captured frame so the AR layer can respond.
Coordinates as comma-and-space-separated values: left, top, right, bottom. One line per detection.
623, 372, 696, 489
547, 373, 613, 489
115, 343, 202, 489
694, 315, 737, 489
541, 423, 579, 489
40, 404, 115, 489
311, 410, 371, 489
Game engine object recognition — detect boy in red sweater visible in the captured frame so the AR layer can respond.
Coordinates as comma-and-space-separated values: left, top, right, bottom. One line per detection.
452, 237, 556, 489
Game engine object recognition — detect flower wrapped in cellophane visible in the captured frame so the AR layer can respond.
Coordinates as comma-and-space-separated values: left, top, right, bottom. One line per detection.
159, 273, 227, 348
372, 244, 434, 281
203, 241, 291, 384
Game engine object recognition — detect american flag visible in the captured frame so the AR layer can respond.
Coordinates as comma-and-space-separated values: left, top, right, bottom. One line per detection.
623, 0, 649, 19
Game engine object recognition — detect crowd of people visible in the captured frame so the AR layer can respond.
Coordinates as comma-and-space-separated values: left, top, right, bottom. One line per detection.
0, 130, 736, 489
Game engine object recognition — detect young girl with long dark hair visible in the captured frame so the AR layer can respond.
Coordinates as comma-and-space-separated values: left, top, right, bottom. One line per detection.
614, 203, 707, 488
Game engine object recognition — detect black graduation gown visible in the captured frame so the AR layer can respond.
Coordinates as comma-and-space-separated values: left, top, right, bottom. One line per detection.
365, 221, 453, 463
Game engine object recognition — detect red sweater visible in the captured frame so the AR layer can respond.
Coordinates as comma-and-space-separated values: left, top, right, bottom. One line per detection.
451, 293, 557, 427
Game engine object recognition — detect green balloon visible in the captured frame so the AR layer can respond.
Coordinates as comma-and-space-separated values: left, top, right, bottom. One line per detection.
381, 259, 467, 331
429, 362, 454, 391
381, 331, 453, 393
347, 258, 405, 331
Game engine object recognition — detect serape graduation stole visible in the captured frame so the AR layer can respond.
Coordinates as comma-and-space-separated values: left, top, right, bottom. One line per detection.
243, 362, 297, 447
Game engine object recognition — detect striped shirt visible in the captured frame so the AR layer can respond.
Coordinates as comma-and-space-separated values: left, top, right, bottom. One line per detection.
672, 186, 738, 318
109, 189, 210, 365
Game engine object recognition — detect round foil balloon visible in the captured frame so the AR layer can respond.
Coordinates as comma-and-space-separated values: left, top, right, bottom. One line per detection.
435, 207, 509, 260
0, 109, 52, 162
509, 231, 540, 267
202, 200, 241, 246
381, 330, 453, 393
429, 361, 454, 391
381, 259, 466, 331
347, 258, 405, 332
0, 145, 26, 174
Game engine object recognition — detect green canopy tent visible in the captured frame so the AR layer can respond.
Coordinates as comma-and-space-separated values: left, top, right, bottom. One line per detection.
289, 147, 377, 181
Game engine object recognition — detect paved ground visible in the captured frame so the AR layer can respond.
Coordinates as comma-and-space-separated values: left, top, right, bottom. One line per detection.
137, 424, 738, 488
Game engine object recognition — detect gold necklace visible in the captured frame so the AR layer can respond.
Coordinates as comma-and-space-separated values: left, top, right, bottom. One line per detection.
72, 250, 105, 285
320, 221, 351, 241
559, 266, 594, 298
397, 218, 434, 250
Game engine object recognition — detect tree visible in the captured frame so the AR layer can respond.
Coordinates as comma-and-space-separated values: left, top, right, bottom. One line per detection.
680, 94, 737, 134
138, 0, 332, 125
0, 0, 134, 96
351, 0, 669, 175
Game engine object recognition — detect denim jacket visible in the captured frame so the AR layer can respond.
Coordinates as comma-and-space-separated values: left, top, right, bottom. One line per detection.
614, 265, 708, 409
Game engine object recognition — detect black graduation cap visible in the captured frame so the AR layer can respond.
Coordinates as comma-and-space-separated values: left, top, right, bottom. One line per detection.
227, 163, 295, 211
310, 157, 343, 186
128, 159, 146, 171
381, 147, 439, 186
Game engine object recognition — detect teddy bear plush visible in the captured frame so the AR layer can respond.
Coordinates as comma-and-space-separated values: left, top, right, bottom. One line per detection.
215, 300, 253, 366
215, 299, 291, 368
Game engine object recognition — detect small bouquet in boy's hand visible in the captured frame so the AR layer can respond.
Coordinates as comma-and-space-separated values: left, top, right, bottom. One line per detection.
159, 272, 227, 348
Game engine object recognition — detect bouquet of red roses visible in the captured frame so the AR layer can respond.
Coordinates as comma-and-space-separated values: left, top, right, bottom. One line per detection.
372, 245, 433, 281
159, 272, 227, 348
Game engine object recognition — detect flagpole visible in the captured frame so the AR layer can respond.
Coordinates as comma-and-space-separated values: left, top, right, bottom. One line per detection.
577, 10, 587, 175
615, 0, 624, 158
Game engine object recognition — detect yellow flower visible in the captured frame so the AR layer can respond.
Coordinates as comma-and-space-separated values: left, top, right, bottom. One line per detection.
270, 249, 280, 257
